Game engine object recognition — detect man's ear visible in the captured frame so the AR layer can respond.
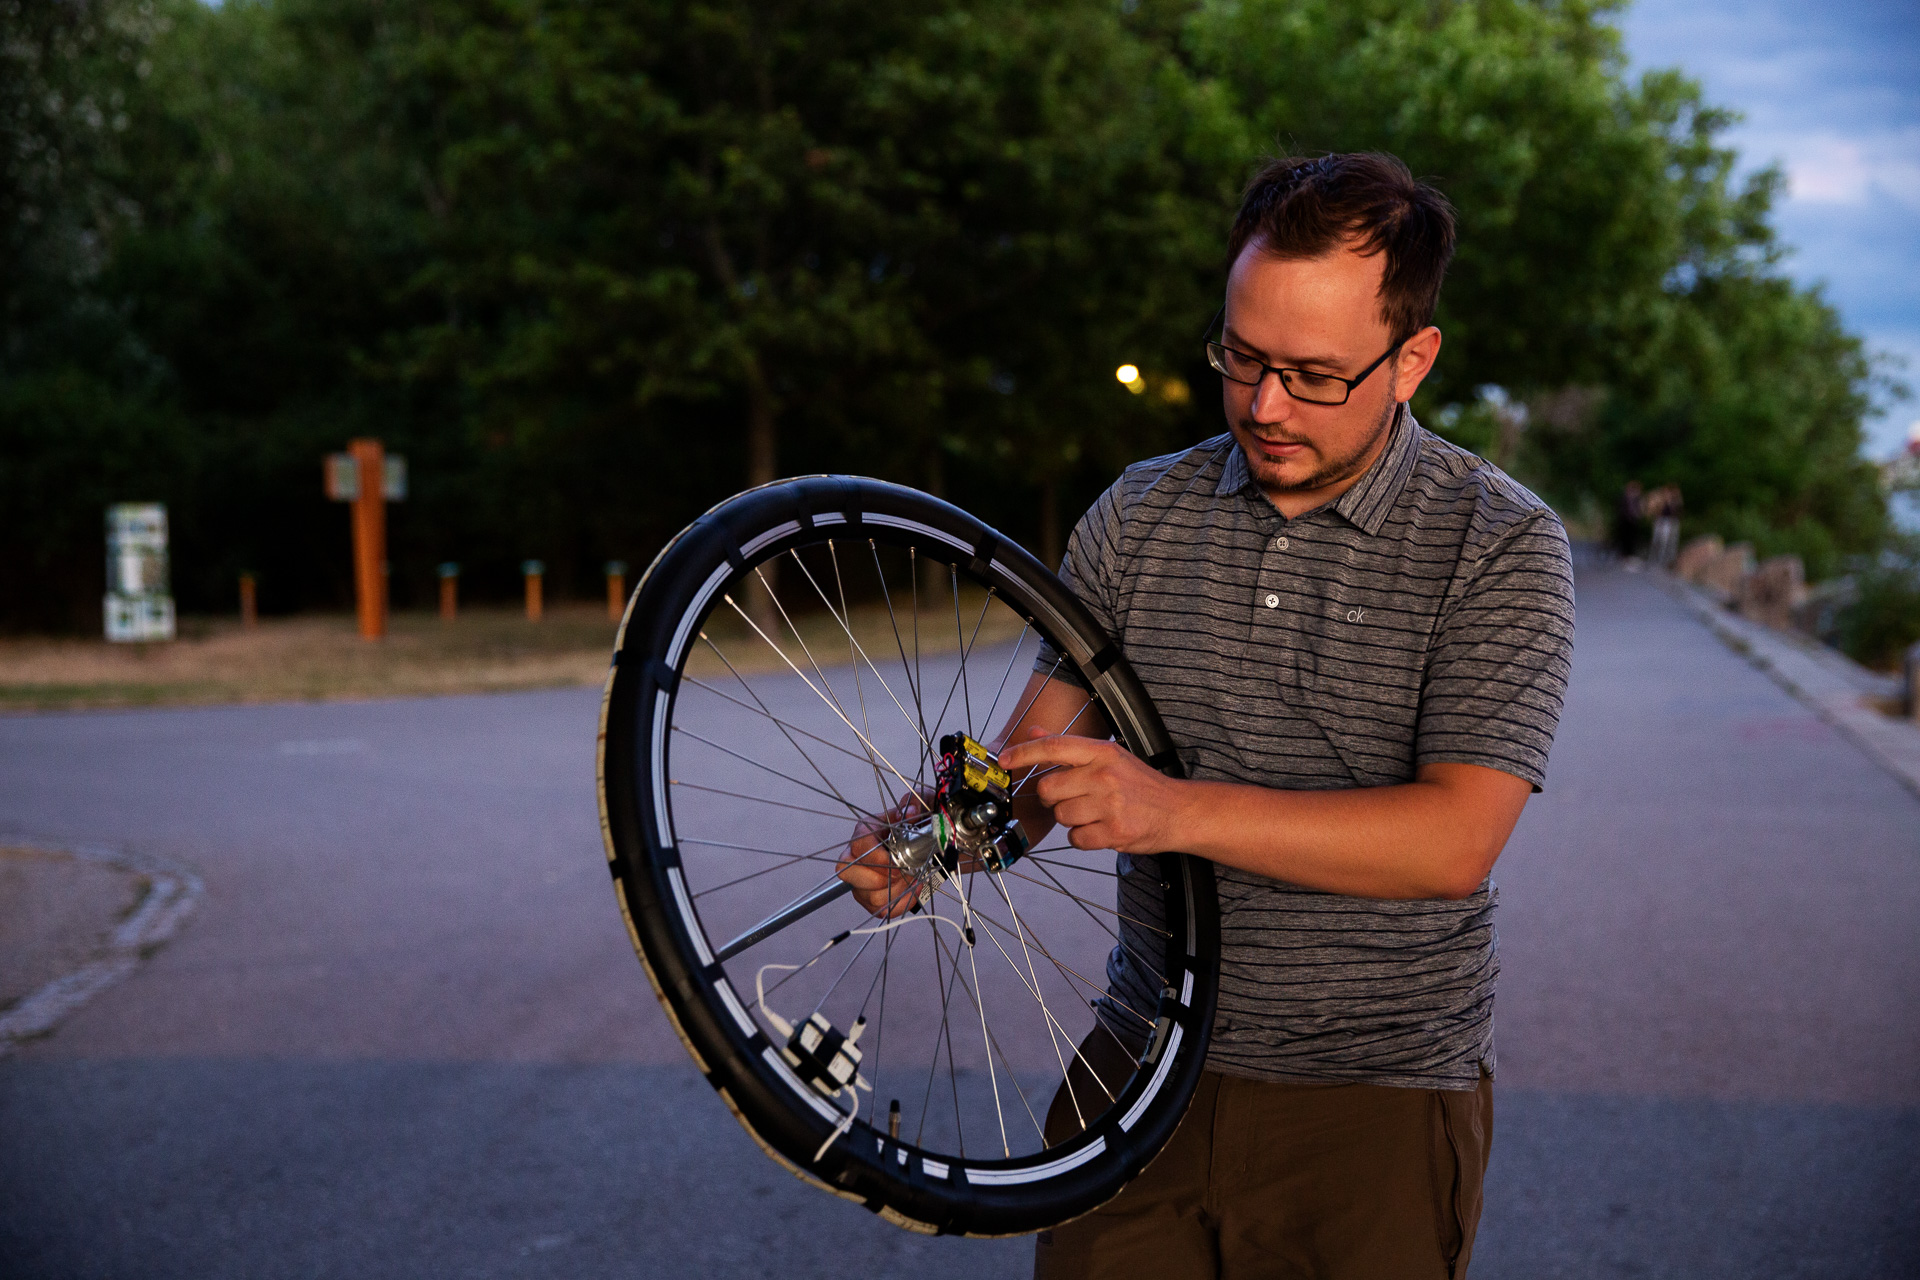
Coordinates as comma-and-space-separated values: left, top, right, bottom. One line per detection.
1391, 326, 1443, 404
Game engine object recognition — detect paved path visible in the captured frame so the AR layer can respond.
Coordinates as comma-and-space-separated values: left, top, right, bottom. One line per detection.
2, 562, 1916, 1278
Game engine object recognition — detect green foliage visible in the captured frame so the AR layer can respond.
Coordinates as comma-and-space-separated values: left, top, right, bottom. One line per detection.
0, 0, 1898, 629
1836, 534, 1920, 672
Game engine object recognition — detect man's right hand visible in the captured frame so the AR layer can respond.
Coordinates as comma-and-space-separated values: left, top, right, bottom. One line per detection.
838, 801, 924, 920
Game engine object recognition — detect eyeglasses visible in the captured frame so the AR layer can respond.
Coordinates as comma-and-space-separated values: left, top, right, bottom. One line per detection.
1202, 307, 1406, 407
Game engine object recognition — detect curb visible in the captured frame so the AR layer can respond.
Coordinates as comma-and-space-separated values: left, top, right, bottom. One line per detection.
0, 836, 204, 1058
1656, 574, 1920, 803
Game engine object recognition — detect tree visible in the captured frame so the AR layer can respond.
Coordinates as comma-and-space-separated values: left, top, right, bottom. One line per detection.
1177, 0, 1890, 566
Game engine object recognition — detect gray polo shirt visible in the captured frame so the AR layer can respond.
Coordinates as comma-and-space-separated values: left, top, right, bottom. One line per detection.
1043, 410, 1575, 1089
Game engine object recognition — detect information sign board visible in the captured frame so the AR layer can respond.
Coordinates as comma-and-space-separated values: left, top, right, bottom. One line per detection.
105, 503, 176, 642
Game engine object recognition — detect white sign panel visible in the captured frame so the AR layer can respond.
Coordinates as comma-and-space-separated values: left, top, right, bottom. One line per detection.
105, 503, 176, 642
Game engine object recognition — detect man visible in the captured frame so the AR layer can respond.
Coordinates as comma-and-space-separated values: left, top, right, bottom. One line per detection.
844, 152, 1575, 1277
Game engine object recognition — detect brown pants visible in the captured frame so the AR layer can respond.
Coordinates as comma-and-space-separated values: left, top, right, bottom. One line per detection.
1034, 1032, 1492, 1280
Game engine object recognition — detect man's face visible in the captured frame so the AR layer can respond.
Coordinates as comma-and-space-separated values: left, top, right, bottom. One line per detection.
1220, 240, 1435, 513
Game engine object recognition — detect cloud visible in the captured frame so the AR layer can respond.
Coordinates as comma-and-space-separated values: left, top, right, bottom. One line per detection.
1772, 129, 1920, 209
1619, 0, 1920, 457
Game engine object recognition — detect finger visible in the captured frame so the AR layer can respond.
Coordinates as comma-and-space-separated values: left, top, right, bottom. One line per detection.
1000, 733, 1108, 774
1034, 765, 1103, 808
1050, 795, 1112, 830
838, 862, 895, 891
1068, 823, 1114, 852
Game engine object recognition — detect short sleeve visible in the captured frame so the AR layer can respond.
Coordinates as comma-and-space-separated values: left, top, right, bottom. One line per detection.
1413, 512, 1576, 790
1033, 481, 1128, 686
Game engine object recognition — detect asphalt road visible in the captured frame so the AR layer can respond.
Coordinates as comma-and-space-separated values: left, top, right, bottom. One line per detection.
2, 561, 1916, 1278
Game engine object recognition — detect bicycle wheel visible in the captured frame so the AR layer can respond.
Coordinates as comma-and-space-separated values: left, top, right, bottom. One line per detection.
597, 476, 1218, 1237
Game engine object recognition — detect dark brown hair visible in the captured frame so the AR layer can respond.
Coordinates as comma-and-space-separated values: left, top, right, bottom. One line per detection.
1227, 152, 1457, 342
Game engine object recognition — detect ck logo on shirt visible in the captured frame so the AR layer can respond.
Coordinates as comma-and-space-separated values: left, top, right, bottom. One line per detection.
1345, 608, 1368, 624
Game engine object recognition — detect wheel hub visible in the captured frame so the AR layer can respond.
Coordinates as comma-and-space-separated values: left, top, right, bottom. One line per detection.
885, 732, 1029, 885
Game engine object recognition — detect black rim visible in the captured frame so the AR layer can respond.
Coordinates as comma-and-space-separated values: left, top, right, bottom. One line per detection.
597, 476, 1218, 1237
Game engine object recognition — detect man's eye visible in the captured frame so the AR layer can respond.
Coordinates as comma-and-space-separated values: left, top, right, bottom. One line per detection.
1292, 371, 1340, 389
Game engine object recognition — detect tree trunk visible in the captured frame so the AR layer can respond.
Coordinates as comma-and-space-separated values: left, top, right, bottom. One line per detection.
1039, 476, 1062, 573
744, 371, 779, 632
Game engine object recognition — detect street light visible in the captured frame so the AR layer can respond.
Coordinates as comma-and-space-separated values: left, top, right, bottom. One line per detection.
1115, 364, 1145, 394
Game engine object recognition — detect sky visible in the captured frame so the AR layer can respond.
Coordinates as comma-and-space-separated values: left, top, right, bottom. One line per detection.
1615, 0, 1920, 458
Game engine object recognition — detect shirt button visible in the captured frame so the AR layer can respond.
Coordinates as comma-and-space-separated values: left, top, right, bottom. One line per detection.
1273, 535, 1289, 551
1263, 593, 1280, 609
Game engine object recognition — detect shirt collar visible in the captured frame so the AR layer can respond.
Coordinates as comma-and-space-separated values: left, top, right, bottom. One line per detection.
1212, 404, 1420, 536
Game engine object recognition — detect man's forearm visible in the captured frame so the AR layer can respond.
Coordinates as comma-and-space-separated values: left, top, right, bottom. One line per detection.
1158, 764, 1528, 900
995, 702, 1533, 901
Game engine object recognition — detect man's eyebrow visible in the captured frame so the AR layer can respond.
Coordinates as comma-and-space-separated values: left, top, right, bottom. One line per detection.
1221, 325, 1347, 370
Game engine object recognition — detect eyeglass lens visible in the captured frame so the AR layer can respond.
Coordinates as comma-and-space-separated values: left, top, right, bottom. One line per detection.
1206, 344, 1352, 405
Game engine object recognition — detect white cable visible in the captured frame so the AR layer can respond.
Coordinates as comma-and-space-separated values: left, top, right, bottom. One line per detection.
751, 896, 972, 1163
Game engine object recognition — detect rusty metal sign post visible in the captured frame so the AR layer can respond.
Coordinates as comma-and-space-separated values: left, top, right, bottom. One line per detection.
325, 441, 407, 640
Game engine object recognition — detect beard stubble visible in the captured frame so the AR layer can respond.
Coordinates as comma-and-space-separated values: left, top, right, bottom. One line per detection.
1234, 393, 1399, 496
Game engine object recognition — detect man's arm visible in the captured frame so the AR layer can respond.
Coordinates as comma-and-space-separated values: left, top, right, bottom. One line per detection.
996, 733, 1529, 901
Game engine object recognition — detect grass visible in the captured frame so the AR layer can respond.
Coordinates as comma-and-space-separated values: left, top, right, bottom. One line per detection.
0, 588, 1029, 714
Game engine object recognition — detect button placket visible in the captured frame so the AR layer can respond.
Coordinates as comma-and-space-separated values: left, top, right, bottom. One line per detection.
1255, 521, 1291, 617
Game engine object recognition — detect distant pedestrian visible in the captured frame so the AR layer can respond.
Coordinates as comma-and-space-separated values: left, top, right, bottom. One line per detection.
1647, 484, 1683, 567
1614, 480, 1645, 561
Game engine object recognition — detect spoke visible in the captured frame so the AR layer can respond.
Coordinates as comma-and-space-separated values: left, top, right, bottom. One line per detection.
917, 575, 993, 780
673, 725, 875, 821
691, 846, 846, 901
1010, 696, 1100, 794
1025, 854, 1120, 876
926, 879, 1155, 1031
998, 865, 1174, 938
789, 544, 932, 759
955, 567, 976, 736
697, 635, 880, 810
979, 622, 1034, 740
956, 869, 1011, 1156
912, 550, 925, 767
866, 922, 895, 1130
984, 867, 1112, 1124
671, 779, 866, 825
916, 912, 966, 1153
750, 565, 902, 808
682, 835, 846, 859
1020, 857, 1171, 989
827, 540, 894, 816
871, 540, 930, 748
811, 925, 881, 1017
722, 593, 934, 814
995, 653, 1067, 750
681, 675, 875, 771
929, 905, 1047, 1148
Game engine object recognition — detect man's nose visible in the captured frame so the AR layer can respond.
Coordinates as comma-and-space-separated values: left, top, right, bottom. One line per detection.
1251, 369, 1295, 423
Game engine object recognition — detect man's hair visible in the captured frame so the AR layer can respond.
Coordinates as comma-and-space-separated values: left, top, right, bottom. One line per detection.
1227, 152, 1457, 342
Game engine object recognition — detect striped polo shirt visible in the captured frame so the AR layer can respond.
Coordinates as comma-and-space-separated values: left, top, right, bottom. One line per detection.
1043, 409, 1575, 1089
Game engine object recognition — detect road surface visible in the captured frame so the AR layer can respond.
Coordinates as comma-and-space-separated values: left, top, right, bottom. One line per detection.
2, 561, 1915, 1277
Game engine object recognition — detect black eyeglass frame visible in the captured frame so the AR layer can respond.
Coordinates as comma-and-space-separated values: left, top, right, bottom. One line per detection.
1201, 305, 1409, 407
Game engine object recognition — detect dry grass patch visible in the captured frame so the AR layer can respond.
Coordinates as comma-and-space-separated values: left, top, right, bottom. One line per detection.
0, 588, 1028, 713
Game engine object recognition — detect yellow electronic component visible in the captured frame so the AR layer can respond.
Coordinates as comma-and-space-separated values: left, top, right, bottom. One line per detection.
954, 733, 1011, 795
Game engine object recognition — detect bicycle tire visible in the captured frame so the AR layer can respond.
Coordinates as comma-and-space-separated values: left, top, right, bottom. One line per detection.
597, 475, 1218, 1237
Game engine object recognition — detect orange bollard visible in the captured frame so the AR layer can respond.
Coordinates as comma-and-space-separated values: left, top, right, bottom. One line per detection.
523, 559, 544, 621
348, 438, 388, 640
239, 573, 258, 630
438, 562, 459, 621
605, 560, 627, 623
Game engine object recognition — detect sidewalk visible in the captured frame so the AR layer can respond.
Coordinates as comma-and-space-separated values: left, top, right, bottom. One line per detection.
0, 840, 202, 1056
1654, 570, 1920, 801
